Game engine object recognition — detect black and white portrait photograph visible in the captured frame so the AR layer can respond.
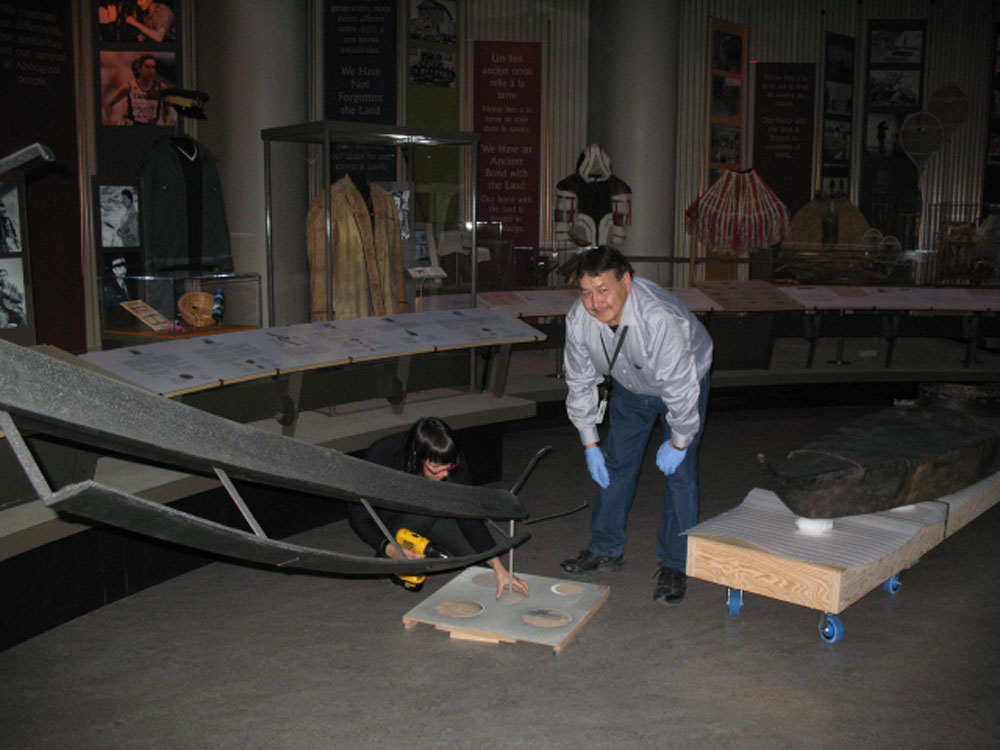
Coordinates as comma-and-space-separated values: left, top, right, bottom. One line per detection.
710, 123, 741, 165
869, 28, 923, 65
99, 184, 140, 248
102, 251, 138, 321
711, 74, 741, 120
0, 257, 27, 328
867, 69, 921, 110
823, 119, 852, 163
0, 182, 21, 254
409, 0, 455, 45
825, 80, 852, 116
711, 29, 743, 74
866, 113, 901, 157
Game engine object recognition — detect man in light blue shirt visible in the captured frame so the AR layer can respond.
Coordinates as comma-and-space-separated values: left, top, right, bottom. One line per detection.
561, 246, 713, 605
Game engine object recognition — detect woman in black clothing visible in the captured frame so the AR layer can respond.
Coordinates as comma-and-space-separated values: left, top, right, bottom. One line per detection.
349, 417, 529, 599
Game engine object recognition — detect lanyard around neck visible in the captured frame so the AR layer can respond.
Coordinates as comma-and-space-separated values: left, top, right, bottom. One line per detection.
600, 325, 629, 374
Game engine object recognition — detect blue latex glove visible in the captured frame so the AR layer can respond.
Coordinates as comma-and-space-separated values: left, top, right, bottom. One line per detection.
656, 441, 687, 476
584, 445, 610, 488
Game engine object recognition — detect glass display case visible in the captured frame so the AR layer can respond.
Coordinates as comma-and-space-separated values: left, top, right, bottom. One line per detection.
100, 271, 261, 346
261, 120, 481, 325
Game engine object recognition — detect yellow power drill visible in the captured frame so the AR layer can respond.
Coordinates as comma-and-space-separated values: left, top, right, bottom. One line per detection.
393, 528, 449, 591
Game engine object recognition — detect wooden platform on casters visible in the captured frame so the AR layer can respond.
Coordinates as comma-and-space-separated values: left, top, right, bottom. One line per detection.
686, 471, 1000, 616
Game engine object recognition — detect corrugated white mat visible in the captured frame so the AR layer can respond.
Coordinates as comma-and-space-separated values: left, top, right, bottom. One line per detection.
685, 488, 947, 568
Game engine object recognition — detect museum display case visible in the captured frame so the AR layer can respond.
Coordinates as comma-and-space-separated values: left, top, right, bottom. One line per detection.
100, 271, 260, 346
261, 120, 481, 324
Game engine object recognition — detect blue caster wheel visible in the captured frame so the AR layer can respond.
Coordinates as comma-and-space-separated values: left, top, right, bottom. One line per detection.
883, 574, 901, 594
819, 613, 845, 643
726, 588, 743, 617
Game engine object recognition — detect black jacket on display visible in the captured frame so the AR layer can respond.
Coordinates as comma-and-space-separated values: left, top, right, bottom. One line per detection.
137, 135, 234, 274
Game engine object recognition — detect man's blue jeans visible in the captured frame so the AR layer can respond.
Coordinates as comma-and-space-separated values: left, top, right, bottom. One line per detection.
588, 375, 710, 570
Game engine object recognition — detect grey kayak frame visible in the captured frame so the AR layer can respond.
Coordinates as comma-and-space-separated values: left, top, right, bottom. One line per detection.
0, 339, 528, 576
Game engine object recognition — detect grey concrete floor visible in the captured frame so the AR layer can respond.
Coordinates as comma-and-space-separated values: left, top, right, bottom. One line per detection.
2, 394, 999, 749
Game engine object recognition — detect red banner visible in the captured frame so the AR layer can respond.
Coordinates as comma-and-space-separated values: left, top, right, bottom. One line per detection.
472, 41, 541, 249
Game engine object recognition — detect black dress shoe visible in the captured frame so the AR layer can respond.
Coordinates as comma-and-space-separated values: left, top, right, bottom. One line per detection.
560, 549, 624, 576
653, 566, 686, 605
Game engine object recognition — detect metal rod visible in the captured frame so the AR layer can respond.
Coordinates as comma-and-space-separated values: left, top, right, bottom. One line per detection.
511, 445, 554, 496
507, 519, 515, 593
0, 410, 52, 499
214, 468, 267, 538
263, 139, 274, 325
524, 498, 588, 525
359, 497, 406, 561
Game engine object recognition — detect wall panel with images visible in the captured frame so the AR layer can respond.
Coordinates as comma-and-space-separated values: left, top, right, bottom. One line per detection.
93, 0, 185, 338
94, 0, 182, 176
0, 175, 36, 345
821, 32, 855, 200
702, 17, 746, 281
858, 19, 926, 249
0, 0, 82, 351
93, 178, 142, 330
708, 17, 746, 181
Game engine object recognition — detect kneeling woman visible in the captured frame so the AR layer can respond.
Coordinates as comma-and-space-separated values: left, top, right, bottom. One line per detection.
349, 416, 530, 599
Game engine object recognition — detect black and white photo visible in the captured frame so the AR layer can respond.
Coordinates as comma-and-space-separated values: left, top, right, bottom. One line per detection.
869, 28, 923, 65
825, 80, 852, 116
408, 47, 456, 87
98, 184, 140, 248
711, 29, 743, 74
867, 69, 921, 110
710, 123, 741, 165
0, 257, 27, 328
0, 182, 21, 254
823, 119, 852, 163
711, 74, 741, 120
409, 0, 455, 45
866, 113, 901, 157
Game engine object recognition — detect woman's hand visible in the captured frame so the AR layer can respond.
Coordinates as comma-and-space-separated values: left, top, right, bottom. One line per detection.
489, 558, 530, 599
383, 541, 423, 560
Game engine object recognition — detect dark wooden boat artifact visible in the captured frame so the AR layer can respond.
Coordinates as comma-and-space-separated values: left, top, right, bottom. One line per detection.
756, 383, 1000, 518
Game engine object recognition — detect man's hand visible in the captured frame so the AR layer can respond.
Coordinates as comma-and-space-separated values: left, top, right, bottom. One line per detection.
655, 441, 687, 476
585, 445, 610, 488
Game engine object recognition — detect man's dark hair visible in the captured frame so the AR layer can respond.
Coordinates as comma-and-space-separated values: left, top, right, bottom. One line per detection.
573, 245, 634, 283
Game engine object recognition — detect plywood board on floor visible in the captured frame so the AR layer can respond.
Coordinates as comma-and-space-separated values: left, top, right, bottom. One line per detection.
402, 566, 609, 654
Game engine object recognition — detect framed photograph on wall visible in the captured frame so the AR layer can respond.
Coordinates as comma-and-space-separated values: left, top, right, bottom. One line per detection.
711, 73, 741, 119
99, 50, 178, 127
97, 0, 177, 44
94, 178, 141, 250
0, 173, 36, 344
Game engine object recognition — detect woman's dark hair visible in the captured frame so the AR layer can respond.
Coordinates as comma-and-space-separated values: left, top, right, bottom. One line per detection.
403, 416, 459, 475
572, 245, 634, 283
131, 53, 156, 78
